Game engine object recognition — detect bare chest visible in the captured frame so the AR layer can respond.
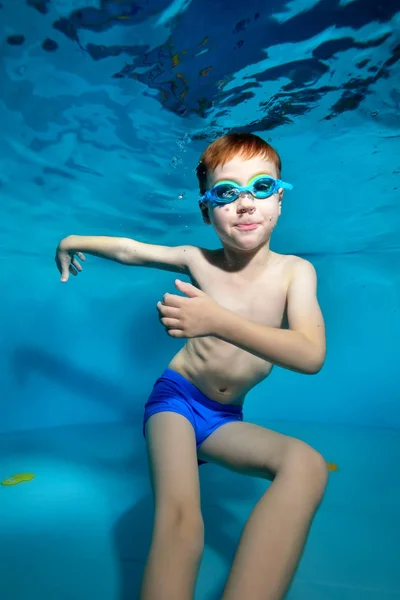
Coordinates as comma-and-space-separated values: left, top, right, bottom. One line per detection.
190, 263, 289, 329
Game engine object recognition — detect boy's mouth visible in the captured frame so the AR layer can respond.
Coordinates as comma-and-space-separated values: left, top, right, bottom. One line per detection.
235, 223, 260, 231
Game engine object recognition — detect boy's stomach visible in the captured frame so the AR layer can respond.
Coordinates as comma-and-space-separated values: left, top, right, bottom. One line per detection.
168, 337, 273, 406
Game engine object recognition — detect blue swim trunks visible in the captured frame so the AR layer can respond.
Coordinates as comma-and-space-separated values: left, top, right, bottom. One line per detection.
143, 368, 243, 465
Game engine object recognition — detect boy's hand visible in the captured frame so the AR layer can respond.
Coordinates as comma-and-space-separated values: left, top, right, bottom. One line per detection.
157, 279, 222, 338
55, 239, 86, 282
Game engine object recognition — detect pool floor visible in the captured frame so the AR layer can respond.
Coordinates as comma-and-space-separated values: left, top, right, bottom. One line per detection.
0, 419, 399, 599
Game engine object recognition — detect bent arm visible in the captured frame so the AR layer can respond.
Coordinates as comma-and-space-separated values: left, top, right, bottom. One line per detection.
59, 234, 196, 274
212, 259, 326, 374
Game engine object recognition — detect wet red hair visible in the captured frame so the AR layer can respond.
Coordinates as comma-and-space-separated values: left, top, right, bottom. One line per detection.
196, 132, 282, 195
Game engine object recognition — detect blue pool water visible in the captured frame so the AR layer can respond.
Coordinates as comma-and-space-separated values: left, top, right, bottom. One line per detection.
0, 1, 399, 598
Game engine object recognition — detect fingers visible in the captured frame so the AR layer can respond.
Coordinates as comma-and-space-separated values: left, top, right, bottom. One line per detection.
160, 317, 181, 329
166, 329, 185, 338
157, 301, 182, 332
59, 260, 70, 282
156, 301, 179, 318
161, 293, 184, 308
174, 279, 203, 298
62, 260, 80, 280
71, 258, 83, 272
57, 252, 84, 282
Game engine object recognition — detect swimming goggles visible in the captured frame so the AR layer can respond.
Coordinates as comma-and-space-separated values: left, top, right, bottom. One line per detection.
200, 174, 293, 208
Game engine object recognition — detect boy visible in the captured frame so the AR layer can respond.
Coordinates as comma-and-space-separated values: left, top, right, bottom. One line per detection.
55, 133, 327, 600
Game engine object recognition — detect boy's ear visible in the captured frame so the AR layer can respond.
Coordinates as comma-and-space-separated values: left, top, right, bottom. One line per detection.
199, 202, 211, 225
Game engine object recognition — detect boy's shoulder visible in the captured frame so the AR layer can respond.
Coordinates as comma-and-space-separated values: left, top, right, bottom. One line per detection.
267, 251, 315, 273
270, 253, 318, 293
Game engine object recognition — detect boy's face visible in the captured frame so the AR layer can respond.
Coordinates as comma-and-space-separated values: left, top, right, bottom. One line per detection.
203, 154, 283, 253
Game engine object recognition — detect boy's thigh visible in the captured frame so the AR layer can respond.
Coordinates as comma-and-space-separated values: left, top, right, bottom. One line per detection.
197, 421, 303, 480
145, 412, 201, 512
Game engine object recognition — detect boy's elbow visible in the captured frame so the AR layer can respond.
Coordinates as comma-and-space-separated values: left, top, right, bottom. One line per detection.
300, 341, 325, 375
116, 238, 136, 264
305, 362, 323, 375
305, 349, 326, 375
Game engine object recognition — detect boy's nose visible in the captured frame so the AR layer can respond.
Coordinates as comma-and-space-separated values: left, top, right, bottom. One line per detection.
236, 191, 256, 212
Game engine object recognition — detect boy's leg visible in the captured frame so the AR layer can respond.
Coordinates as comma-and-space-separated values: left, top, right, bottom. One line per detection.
140, 412, 204, 600
198, 421, 328, 600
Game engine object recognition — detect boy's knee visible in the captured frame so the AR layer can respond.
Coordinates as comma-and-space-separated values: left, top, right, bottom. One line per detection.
283, 441, 328, 501
157, 501, 204, 547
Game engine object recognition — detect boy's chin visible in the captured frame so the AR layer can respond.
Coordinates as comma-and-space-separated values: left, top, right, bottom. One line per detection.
222, 238, 269, 253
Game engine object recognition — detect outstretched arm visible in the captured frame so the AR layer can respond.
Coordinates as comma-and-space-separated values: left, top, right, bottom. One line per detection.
214, 259, 326, 374
55, 234, 198, 282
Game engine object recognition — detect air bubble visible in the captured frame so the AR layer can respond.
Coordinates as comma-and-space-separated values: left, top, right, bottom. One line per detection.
176, 133, 192, 152
178, 193, 185, 200
171, 155, 182, 168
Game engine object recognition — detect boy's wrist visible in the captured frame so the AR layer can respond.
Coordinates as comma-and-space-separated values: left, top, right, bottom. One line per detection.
210, 305, 231, 338
59, 235, 78, 251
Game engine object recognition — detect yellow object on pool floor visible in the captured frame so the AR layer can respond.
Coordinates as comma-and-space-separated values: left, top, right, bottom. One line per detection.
326, 462, 339, 472
1, 473, 36, 486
